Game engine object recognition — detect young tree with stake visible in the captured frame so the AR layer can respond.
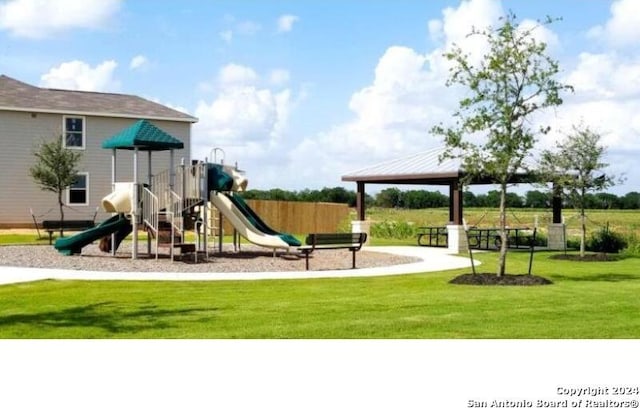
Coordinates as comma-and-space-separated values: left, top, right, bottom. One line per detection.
432, 13, 572, 276
29, 136, 83, 237
539, 124, 618, 258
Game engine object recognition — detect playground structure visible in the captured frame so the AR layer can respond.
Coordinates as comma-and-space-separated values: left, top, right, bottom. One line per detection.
53, 119, 301, 259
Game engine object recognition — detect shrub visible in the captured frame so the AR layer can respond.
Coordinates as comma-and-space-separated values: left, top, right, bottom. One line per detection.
566, 237, 580, 250
586, 226, 627, 253
370, 220, 417, 240
622, 233, 640, 257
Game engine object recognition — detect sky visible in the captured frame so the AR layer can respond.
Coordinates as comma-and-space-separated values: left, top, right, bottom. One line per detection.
1, 0, 639, 195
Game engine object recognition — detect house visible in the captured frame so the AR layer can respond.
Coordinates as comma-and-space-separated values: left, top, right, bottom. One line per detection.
0, 74, 198, 228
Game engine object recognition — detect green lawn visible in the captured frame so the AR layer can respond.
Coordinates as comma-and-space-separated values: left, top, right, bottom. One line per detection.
1, 250, 639, 339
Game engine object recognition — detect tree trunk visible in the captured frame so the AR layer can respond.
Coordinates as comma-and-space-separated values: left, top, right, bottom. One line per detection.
497, 182, 508, 277
58, 191, 65, 238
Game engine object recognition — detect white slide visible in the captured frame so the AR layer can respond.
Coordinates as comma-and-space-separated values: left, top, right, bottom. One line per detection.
209, 192, 291, 249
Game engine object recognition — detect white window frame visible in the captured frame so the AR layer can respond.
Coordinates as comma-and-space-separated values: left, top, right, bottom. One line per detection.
62, 115, 86, 150
67, 172, 90, 206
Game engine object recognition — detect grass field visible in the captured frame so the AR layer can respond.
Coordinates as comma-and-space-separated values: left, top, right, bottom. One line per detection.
364, 207, 640, 236
1, 250, 639, 338
1, 207, 639, 338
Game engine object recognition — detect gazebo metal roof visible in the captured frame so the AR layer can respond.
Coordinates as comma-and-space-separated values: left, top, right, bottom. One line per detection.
342, 146, 461, 185
342, 146, 537, 185
102, 119, 184, 151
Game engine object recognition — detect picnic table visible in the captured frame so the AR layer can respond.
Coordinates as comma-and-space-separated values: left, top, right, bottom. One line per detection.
466, 227, 532, 250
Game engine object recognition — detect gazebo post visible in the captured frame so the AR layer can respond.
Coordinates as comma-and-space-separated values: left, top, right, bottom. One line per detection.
446, 179, 468, 253
356, 181, 366, 221
449, 180, 463, 225
547, 182, 565, 250
351, 181, 370, 244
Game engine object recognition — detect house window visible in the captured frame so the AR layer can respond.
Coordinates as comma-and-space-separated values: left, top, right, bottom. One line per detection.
63, 116, 85, 149
68, 173, 89, 205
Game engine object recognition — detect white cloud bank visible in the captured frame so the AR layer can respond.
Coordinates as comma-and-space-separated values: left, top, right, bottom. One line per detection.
192, 63, 294, 166
40, 60, 120, 92
287, 0, 640, 192
0, 0, 121, 39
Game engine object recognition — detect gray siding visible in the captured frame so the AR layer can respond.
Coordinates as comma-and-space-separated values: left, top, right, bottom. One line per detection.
0, 111, 191, 226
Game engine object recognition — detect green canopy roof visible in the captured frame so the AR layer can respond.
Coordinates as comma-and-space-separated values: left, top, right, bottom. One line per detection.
102, 119, 185, 151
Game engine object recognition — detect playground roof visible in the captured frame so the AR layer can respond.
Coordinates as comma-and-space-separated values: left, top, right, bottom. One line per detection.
0, 75, 197, 123
102, 119, 185, 151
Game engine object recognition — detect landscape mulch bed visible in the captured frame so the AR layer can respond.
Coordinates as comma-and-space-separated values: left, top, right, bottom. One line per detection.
549, 253, 620, 262
450, 273, 553, 286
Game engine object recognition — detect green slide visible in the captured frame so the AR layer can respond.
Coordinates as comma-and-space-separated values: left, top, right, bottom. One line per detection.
54, 214, 131, 255
224, 193, 301, 247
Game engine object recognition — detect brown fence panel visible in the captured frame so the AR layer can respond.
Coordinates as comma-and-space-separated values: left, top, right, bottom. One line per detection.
218, 199, 350, 235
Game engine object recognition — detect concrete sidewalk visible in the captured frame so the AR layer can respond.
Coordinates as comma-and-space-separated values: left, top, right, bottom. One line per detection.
0, 246, 476, 285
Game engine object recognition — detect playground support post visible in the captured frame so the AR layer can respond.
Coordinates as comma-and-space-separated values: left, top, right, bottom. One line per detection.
132, 147, 139, 259
111, 149, 117, 256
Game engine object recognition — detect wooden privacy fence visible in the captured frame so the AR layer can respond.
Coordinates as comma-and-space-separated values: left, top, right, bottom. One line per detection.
219, 199, 351, 235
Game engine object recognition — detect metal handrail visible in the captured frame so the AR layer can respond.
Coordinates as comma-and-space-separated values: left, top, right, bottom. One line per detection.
141, 187, 160, 260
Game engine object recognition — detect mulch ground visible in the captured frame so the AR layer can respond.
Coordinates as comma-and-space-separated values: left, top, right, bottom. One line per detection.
549, 253, 620, 262
450, 273, 553, 286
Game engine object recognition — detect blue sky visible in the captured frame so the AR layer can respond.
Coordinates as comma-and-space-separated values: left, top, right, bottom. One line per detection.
1, 0, 639, 194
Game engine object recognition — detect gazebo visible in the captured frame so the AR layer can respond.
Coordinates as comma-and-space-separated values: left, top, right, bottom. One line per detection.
341, 146, 564, 252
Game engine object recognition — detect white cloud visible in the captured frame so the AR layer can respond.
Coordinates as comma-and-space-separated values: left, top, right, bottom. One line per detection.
40, 60, 119, 92
517, 18, 560, 51
587, 0, 640, 48
277, 14, 299, 33
129, 55, 148, 71
217, 17, 261, 45
218, 63, 259, 87
192, 64, 295, 168
283, 0, 505, 188
269, 69, 290, 86
0, 0, 121, 39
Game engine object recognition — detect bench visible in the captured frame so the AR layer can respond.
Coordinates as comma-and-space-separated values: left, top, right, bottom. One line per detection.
416, 226, 448, 247
42, 220, 95, 244
298, 233, 367, 271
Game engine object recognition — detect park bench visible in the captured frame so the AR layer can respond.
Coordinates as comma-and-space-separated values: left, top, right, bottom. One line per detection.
416, 226, 448, 247
42, 220, 95, 244
298, 232, 367, 271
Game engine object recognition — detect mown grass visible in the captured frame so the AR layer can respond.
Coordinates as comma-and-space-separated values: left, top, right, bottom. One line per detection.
1, 251, 639, 339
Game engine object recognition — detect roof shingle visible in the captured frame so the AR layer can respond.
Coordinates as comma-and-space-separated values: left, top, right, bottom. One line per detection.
0, 75, 197, 122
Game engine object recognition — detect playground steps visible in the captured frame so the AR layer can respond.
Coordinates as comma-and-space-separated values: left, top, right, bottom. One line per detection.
155, 221, 196, 258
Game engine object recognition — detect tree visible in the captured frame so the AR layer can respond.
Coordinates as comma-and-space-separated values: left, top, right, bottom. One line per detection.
525, 190, 550, 208
29, 136, 83, 236
375, 187, 403, 208
431, 13, 571, 276
621, 192, 640, 209
539, 125, 617, 257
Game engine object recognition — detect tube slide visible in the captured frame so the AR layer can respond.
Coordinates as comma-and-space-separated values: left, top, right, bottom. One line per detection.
210, 192, 300, 249
54, 214, 131, 255
102, 182, 134, 213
